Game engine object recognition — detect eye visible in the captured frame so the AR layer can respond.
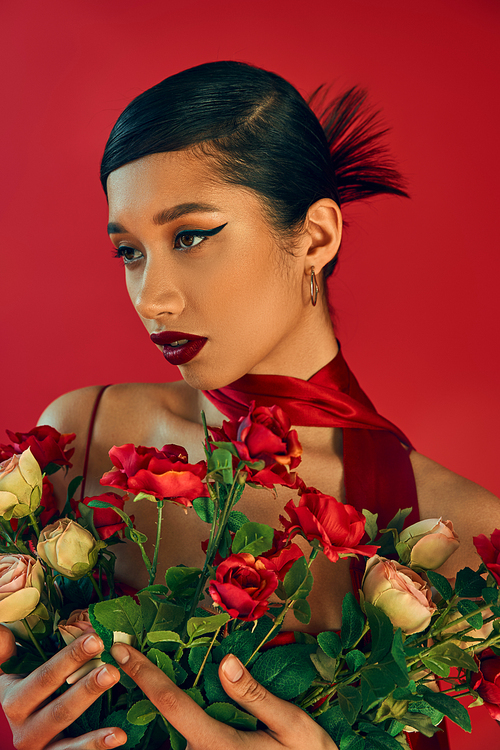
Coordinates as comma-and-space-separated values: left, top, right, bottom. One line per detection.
113, 246, 143, 265
173, 223, 228, 251
174, 232, 207, 250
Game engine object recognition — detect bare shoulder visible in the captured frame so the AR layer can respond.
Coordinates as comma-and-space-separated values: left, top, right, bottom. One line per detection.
410, 450, 500, 575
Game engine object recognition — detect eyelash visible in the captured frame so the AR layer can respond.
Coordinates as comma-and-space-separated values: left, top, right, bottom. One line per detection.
112, 223, 227, 265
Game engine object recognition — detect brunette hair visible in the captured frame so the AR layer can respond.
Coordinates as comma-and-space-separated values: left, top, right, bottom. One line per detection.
100, 60, 407, 278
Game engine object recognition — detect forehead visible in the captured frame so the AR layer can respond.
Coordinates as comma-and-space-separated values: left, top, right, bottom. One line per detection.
106, 150, 262, 222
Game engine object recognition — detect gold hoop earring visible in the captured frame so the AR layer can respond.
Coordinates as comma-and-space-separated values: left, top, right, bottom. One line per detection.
310, 266, 319, 306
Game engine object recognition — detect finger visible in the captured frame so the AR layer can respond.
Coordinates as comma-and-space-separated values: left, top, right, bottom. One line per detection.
12, 663, 122, 750
219, 654, 315, 743
3, 633, 106, 721
0, 625, 21, 702
111, 643, 233, 748
48, 725, 128, 750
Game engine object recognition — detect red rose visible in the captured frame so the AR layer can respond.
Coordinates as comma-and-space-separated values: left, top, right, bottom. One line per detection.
100, 443, 208, 507
1, 426, 75, 471
39, 477, 59, 526
210, 402, 302, 488
279, 487, 379, 563
208, 552, 278, 621
470, 656, 500, 720
259, 529, 304, 580
473, 530, 500, 585
75, 492, 130, 540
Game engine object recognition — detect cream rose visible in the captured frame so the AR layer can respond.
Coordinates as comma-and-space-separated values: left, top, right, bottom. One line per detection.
59, 608, 134, 684
37, 519, 104, 579
0, 448, 43, 520
362, 555, 437, 634
399, 518, 460, 570
0, 554, 44, 623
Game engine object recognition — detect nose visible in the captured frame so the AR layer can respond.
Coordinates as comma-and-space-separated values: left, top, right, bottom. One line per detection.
127, 255, 185, 322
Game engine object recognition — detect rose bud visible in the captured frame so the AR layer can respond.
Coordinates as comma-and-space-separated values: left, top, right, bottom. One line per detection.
362, 555, 437, 634
0, 448, 43, 520
399, 518, 460, 570
37, 519, 104, 580
59, 608, 134, 684
0, 554, 44, 623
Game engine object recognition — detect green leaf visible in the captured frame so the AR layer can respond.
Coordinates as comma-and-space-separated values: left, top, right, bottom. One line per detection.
283, 556, 313, 600
427, 570, 453, 601
310, 648, 337, 680
101, 710, 148, 750
340, 734, 366, 750
208, 448, 234, 484
362, 509, 379, 543
337, 684, 362, 725
455, 567, 486, 598
365, 602, 392, 664
361, 665, 397, 712
317, 630, 342, 658
92, 596, 143, 638
384, 508, 414, 535
227, 510, 250, 532
421, 641, 477, 677
482, 586, 499, 606
358, 724, 404, 750
402, 711, 442, 737
341, 592, 365, 649
88, 603, 114, 650
147, 648, 176, 682
213, 629, 257, 664
87, 499, 133, 527
131, 491, 156, 503
316, 704, 351, 745
76, 501, 100, 539
250, 644, 316, 700
204, 661, 231, 703
231, 522, 274, 556
408, 699, 444, 726
185, 686, 206, 708
205, 702, 258, 731
417, 686, 471, 731
166, 566, 202, 598
189, 645, 211, 673
124, 527, 147, 544
391, 629, 408, 679
345, 649, 366, 673
192, 496, 215, 524
63, 475, 83, 515
1, 651, 44, 674
187, 612, 230, 639
146, 630, 183, 645
161, 717, 187, 750
457, 599, 484, 630
292, 598, 311, 624
127, 699, 158, 726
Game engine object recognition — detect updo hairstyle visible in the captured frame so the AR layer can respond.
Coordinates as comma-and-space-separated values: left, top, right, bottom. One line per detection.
100, 60, 407, 279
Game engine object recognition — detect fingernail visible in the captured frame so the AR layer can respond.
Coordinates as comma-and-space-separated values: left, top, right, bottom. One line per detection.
111, 643, 130, 664
83, 634, 103, 654
104, 732, 120, 748
96, 666, 116, 687
222, 654, 244, 682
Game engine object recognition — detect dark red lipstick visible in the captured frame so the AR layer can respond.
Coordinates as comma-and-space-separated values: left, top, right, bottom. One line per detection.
150, 331, 207, 366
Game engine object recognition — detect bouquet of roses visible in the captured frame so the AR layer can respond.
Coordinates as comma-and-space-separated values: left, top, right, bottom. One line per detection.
2, 409, 500, 750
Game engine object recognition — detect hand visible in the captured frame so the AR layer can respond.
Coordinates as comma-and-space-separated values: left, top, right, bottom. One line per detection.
0, 624, 127, 750
110, 642, 338, 750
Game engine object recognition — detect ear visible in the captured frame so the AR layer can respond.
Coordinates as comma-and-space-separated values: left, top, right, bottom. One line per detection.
302, 198, 342, 273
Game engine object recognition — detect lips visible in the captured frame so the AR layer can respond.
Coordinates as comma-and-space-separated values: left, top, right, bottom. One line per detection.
150, 331, 207, 366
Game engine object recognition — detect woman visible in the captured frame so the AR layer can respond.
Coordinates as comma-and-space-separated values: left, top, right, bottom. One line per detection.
1, 60, 498, 750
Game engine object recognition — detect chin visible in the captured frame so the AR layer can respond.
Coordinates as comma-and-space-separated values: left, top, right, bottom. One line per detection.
178, 360, 245, 392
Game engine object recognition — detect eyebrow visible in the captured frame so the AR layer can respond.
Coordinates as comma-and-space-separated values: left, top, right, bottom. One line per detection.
107, 202, 220, 235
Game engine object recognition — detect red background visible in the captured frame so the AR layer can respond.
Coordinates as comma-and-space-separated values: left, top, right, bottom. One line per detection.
1, 0, 499, 746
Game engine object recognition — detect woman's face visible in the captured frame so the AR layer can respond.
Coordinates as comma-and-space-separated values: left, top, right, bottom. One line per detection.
106, 150, 326, 390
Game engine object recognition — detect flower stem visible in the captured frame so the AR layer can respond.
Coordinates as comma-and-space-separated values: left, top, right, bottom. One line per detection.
193, 626, 222, 687
88, 573, 104, 602
28, 513, 41, 539
22, 618, 47, 661
149, 501, 164, 586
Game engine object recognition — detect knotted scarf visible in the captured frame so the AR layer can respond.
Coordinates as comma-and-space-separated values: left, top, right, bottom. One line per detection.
203, 346, 419, 529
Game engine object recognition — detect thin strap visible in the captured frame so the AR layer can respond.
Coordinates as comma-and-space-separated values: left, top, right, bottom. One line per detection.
80, 385, 112, 500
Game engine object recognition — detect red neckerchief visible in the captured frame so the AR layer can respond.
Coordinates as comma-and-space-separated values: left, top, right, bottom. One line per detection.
203, 346, 419, 529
